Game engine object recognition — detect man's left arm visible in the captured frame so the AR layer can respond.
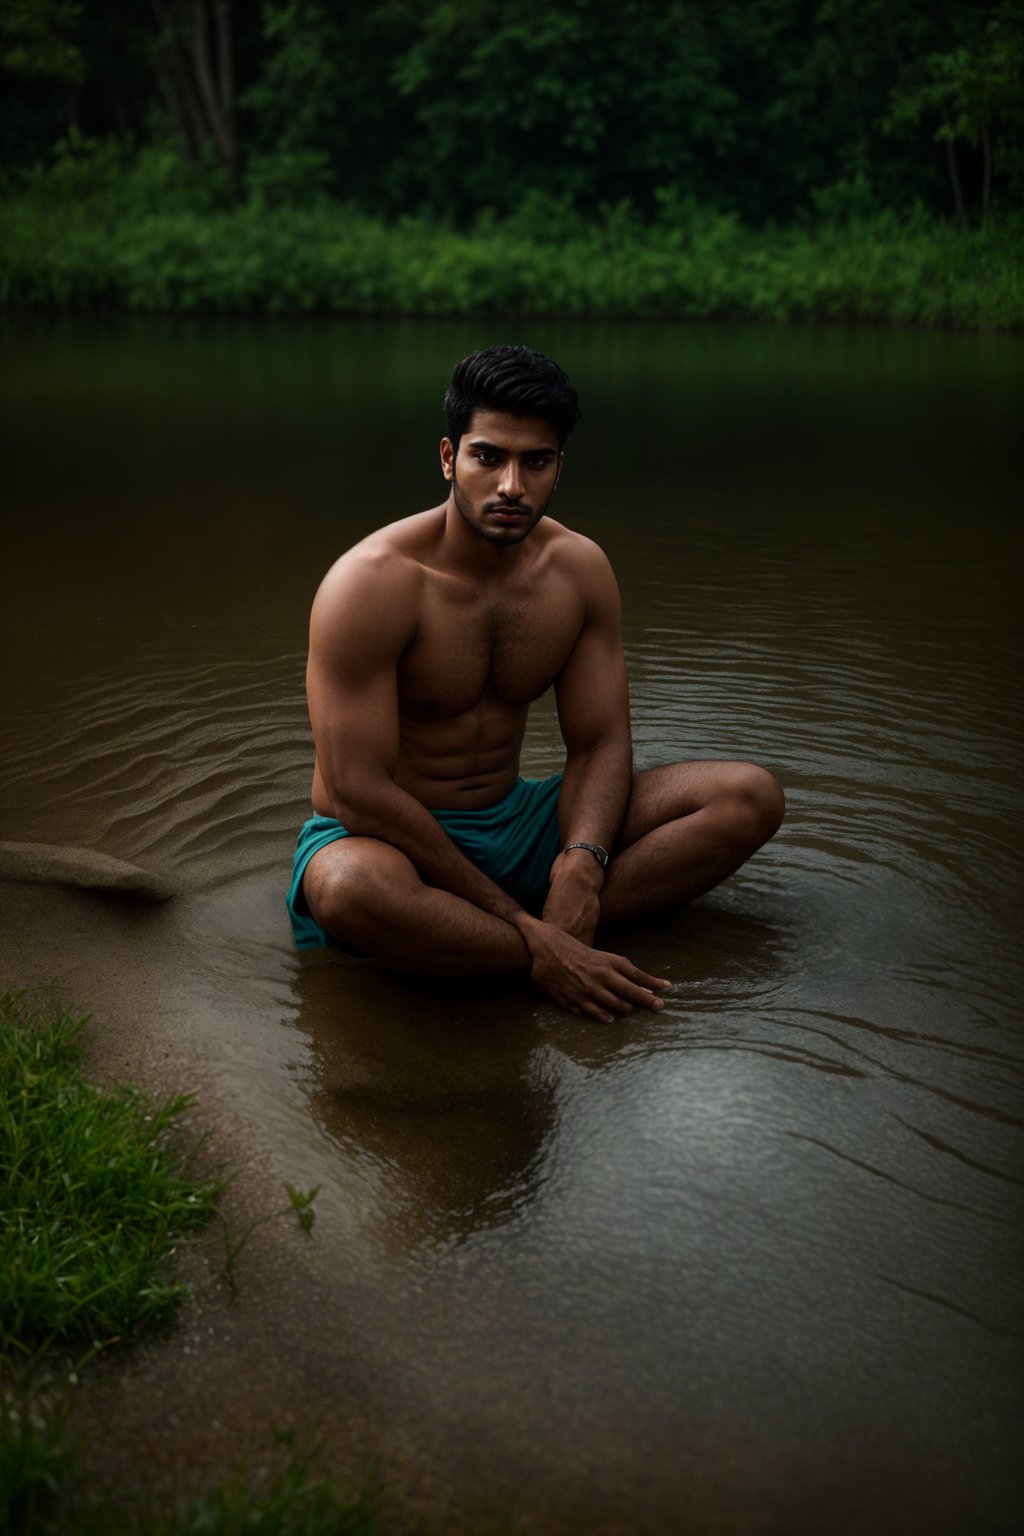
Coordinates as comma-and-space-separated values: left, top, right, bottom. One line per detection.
545, 545, 632, 945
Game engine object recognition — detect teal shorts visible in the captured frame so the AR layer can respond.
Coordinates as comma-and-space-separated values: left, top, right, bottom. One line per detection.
286, 774, 564, 950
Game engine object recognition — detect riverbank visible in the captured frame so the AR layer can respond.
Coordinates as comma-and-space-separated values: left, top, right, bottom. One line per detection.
0, 871, 586, 1535
1, 192, 1020, 329
0, 987, 389, 1536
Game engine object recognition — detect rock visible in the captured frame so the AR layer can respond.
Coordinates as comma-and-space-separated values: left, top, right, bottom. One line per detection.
0, 841, 174, 902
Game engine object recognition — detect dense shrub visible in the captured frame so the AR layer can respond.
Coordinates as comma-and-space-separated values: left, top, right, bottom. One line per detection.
1, 146, 1020, 327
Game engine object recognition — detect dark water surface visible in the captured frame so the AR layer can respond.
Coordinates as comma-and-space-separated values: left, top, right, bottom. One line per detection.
2, 315, 1022, 1532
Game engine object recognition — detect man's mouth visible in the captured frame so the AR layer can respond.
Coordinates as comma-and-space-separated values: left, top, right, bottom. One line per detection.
486, 504, 530, 520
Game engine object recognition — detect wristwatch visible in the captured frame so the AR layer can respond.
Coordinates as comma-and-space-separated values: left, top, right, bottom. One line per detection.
563, 841, 610, 869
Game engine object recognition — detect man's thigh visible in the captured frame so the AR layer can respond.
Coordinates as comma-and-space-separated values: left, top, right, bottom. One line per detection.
617, 760, 771, 849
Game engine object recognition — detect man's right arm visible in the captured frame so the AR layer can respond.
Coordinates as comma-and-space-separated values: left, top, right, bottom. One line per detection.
306, 553, 668, 1022
306, 551, 542, 931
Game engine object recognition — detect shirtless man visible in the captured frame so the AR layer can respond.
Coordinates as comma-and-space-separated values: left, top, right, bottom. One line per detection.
286, 345, 784, 1023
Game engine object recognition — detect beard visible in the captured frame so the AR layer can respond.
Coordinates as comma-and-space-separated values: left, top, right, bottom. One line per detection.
452, 469, 550, 545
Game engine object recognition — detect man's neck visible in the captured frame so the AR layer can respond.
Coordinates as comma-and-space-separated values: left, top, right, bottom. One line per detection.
439, 498, 538, 580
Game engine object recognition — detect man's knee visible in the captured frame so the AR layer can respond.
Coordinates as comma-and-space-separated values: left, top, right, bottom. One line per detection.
719, 762, 785, 847
305, 838, 417, 942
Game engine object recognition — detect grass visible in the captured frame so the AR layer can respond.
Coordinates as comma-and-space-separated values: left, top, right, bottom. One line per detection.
101, 1434, 385, 1536
0, 993, 390, 1536
0, 992, 219, 1358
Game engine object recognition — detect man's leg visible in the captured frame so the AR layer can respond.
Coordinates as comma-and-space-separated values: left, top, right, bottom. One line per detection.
598, 760, 784, 924
303, 760, 782, 971
303, 836, 528, 975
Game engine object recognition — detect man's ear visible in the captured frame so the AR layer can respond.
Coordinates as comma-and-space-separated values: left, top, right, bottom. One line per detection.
440, 437, 455, 483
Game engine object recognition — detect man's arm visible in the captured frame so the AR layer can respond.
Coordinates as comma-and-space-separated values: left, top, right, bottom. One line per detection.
544, 542, 633, 945
307, 550, 537, 929
307, 549, 666, 1021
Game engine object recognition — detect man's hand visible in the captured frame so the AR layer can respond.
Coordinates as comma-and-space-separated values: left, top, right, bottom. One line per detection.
518, 914, 670, 1023
542, 849, 604, 944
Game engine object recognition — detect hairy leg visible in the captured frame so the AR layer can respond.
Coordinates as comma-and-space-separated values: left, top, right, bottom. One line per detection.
303, 836, 529, 975
598, 760, 784, 925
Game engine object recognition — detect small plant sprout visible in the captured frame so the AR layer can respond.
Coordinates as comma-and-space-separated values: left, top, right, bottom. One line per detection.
219, 1183, 322, 1300
285, 1183, 321, 1235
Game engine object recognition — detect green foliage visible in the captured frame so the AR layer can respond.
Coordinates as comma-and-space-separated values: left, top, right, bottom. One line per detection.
4, 128, 234, 213
0, 164, 1020, 327
2, 1, 1022, 224
245, 148, 333, 210
885, 0, 1024, 208
0, 0, 83, 83
0, 993, 219, 1354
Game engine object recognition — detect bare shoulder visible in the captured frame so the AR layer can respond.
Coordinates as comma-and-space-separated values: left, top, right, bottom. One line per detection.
310, 510, 443, 657
541, 519, 620, 607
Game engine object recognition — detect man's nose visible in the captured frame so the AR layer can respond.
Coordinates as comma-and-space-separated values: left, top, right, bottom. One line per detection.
498, 461, 524, 500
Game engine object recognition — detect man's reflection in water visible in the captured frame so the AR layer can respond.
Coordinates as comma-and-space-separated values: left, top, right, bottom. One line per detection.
286, 901, 787, 1257
288, 959, 559, 1254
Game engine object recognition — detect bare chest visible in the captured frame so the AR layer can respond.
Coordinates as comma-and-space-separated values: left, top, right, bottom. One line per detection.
397, 577, 584, 718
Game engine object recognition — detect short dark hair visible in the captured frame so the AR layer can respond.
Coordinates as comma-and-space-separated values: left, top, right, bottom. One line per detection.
444, 345, 581, 452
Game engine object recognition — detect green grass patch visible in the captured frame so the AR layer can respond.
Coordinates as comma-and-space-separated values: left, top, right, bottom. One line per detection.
2, 1411, 389, 1536
71, 1432, 388, 1536
0, 992, 219, 1358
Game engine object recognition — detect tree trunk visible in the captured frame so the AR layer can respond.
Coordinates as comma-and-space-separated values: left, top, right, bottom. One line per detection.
190, 0, 239, 188
157, 62, 201, 159
942, 112, 966, 222
150, 0, 239, 188
153, 22, 210, 163
215, 0, 234, 140
981, 122, 992, 216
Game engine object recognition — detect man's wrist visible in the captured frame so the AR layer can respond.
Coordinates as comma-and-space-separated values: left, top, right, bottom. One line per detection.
563, 840, 610, 870
551, 848, 605, 887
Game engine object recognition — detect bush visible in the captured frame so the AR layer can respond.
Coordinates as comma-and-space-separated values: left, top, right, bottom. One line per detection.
0, 140, 1021, 326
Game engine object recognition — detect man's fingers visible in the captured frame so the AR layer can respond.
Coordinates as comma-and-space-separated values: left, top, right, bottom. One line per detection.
604, 956, 671, 997
629, 965, 671, 993
583, 998, 617, 1024
600, 966, 669, 1010
530, 931, 670, 1023
597, 989, 634, 1016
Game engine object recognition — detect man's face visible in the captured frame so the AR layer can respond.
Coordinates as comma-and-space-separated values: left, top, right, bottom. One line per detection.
441, 410, 563, 546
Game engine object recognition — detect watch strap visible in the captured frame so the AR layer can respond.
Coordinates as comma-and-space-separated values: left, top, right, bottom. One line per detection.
563, 840, 610, 869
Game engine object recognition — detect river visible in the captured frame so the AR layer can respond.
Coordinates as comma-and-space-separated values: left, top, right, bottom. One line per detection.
1, 314, 1021, 1533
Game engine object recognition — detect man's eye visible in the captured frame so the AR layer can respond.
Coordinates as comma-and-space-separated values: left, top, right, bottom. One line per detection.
526, 458, 550, 470
476, 452, 498, 465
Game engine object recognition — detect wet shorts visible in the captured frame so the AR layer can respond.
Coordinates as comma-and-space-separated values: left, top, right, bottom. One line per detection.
286, 774, 564, 950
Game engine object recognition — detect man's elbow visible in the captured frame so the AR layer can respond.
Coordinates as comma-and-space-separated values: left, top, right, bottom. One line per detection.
327, 779, 392, 835
569, 731, 632, 763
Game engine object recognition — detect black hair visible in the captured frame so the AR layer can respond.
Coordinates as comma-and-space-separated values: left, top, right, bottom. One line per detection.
443, 345, 581, 452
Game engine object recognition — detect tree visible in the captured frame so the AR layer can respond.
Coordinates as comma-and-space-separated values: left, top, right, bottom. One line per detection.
884, 0, 1023, 217
149, 0, 239, 186
0, 0, 84, 159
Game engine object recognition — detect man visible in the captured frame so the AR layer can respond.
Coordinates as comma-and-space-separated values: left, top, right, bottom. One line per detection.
287, 345, 784, 1022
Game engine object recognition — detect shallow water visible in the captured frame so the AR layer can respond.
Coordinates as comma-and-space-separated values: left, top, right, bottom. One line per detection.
1, 314, 1022, 1531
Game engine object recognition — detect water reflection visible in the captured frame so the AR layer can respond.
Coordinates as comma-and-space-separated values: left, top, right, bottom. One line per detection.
292, 959, 557, 1255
